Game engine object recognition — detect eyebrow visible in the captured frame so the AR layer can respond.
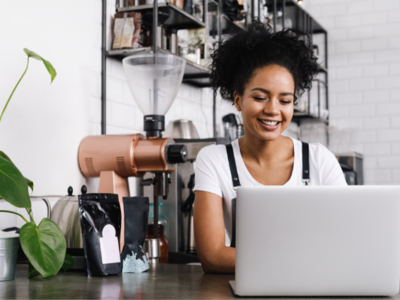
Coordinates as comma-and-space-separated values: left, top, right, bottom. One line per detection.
251, 88, 295, 97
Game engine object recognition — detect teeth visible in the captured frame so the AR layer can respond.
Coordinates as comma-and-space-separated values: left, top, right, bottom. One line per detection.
260, 120, 279, 126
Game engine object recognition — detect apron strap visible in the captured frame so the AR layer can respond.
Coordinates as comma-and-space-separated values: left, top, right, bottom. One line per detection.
226, 144, 240, 248
226, 144, 241, 187
230, 198, 236, 248
301, 142, 310, 186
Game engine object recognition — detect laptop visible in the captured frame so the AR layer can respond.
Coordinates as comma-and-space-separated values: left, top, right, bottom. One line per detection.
229, 186, 400, 296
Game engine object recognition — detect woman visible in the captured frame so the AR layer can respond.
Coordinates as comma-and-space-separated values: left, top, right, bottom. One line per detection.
193, 22, 347, 274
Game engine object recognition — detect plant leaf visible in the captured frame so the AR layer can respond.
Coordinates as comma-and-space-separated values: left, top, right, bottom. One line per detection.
25, 177, 34, 193
23, 48, 57, 83
20, 218, 66, 279
0, 151, 31, 208
61, 254, 75, 271
27, 262, 40, 278
28, 253, 75, 278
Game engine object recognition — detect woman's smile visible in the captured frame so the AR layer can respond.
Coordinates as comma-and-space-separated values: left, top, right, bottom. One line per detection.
257, 118, 281, 130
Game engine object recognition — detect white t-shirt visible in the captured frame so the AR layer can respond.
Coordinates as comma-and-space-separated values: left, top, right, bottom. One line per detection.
193, 137, 347, 243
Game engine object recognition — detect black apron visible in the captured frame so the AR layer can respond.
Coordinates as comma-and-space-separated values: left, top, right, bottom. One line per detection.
226, 142, 310, 248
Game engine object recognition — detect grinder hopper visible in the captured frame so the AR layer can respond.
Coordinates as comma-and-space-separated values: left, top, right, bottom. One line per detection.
123, 53, 185, 119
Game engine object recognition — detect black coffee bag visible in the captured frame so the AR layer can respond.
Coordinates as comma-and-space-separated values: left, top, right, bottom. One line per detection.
121, 196, 149, 273
79, 193, 122, 277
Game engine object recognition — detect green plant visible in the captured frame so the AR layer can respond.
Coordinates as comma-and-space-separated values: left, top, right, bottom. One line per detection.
0, 49, 73, 278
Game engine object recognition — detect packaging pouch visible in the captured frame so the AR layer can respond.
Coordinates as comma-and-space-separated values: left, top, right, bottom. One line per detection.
79, 193, 122, 277
121, 197, 150, 273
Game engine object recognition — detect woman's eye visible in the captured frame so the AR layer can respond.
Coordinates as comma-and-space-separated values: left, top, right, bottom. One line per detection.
253, 97, 266, 101
280, 100, 292, 104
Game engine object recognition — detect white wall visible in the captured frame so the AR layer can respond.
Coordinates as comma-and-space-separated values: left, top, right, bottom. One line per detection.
0, 0, 238, 229
301, 0, 400, 185
0, 1, 93, 227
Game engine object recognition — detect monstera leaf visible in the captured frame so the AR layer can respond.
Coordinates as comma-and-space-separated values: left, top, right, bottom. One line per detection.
20, 218, 66, 279
23, 49, 57, 83
0, 151, 31, 208
28, 253, 75, 278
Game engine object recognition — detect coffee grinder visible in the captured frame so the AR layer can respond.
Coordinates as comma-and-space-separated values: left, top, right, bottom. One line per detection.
78, 53, 187, 262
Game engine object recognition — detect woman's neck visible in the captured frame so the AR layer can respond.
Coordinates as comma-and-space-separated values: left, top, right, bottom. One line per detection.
239, 134, 292, 166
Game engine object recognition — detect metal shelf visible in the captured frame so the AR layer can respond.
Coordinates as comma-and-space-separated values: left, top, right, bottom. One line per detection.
208, 0, 219, 11
292, 113, 329, 125
264, 0, 327, 34
107, 47, 211, 88
318, 65, 328, 73
292, 79, 329, 125
221, 14, 246, 34
117, 2, 205, 30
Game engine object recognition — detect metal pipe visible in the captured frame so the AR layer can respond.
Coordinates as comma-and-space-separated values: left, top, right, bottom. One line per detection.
273, 0, 277, 32
154, 194, 159, 239
219, 0, 222, 39
324, 31, 328, 69
251, 0, 254, 22
153, 0, 158, 62
203, 0, 206, 25
101, 0, 107, 135
318, 80, 320, 118
325, 31, 329, 126
213, 90, 217, 137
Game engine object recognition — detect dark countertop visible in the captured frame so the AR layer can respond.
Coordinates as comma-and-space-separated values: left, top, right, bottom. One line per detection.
1, 264, 399, 300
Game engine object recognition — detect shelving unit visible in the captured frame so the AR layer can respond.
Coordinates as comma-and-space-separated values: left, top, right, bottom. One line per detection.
264, 0, 329, 125
107, 47, 210, 87
100, 0, 329, 134
117, 2, 206, 29
221, 14, 246, 34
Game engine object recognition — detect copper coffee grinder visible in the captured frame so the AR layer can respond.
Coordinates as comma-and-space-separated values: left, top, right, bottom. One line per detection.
78, 53, 187, 262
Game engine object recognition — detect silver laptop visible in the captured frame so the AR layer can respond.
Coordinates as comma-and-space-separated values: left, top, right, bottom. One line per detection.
230, 186, 400, 297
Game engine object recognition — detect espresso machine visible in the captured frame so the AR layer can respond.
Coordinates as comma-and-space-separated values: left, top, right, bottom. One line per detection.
335, 152, 364, 185
144, 119, 228, 263
78, 53, 188, 260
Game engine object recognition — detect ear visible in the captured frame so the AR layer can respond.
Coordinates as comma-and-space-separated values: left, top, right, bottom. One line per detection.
233, 91, 241, 112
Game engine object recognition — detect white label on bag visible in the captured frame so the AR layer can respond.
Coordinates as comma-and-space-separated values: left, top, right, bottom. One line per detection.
99, 224, 121, 264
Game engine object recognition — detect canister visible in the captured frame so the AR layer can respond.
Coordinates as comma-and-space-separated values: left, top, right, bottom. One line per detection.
0, 233, 19, 281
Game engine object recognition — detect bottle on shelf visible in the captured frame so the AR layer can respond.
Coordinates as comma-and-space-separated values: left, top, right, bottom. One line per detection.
147, 203, 169, 263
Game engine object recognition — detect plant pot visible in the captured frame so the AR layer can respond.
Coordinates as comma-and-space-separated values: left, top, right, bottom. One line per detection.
0, 237, 19, 281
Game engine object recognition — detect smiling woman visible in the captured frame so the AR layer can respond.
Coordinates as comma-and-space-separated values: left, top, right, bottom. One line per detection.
193, 22, 347, 274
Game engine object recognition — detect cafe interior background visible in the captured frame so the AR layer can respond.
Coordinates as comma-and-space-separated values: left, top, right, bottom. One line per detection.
0, 0, 399, 239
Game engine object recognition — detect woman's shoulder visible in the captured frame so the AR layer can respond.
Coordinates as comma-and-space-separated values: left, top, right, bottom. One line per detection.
291, 138, 334, 159
196, 143, 229, 164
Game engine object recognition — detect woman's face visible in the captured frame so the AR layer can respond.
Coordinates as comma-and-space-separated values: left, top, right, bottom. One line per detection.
234, 64, 295, 142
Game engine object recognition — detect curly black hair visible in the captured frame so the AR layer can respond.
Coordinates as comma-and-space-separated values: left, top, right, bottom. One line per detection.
209, 22, 319, 103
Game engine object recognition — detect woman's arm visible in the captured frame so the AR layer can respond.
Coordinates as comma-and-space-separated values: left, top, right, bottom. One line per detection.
193, 191, 235, 274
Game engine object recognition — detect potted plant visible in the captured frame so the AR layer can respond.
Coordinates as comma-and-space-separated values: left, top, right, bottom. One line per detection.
0, 49, 73, 279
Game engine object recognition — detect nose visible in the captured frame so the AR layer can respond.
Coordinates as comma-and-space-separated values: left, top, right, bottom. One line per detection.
263, 97, 280, 116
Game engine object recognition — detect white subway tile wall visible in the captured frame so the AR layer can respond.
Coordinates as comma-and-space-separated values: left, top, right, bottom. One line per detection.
306, 0, 400, 184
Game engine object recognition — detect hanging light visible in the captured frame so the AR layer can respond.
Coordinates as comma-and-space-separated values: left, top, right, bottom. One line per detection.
297, 0, 303, 4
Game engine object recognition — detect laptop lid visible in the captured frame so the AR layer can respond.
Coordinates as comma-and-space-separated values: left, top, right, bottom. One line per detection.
234, 186, 400, 296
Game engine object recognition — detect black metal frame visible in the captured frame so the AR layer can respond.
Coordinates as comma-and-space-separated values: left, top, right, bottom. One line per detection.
101, 0, 329, 135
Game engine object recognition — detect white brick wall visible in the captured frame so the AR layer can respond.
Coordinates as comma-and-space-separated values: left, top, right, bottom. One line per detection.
305, 0, 400, 185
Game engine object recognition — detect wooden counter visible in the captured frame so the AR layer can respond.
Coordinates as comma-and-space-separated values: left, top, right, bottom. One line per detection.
1, 264, 398, 299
